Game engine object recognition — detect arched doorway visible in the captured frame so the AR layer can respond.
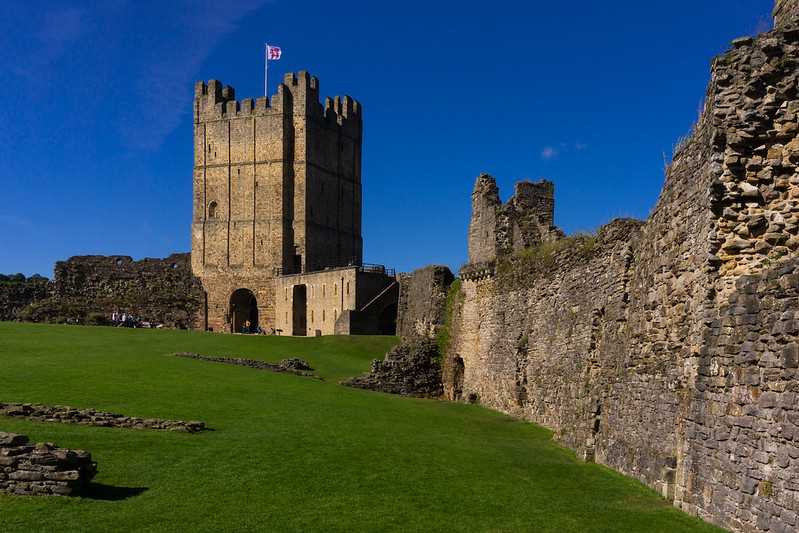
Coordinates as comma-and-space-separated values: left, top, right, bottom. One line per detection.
230, 289, 258, 333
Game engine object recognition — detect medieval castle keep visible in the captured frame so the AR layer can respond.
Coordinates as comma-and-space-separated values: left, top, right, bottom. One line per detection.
191, 72, 397, 335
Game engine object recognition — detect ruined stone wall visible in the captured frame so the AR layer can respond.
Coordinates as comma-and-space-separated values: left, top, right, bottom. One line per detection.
453, 220, 643, 451
672, 23, 799, 530
0, 432, 96, 497
24, 253, 205, 328
396, 265, 454, 339
775, 0, 799, 29
467, 174, 563, 265
0, 274, 49, 321
446, 15, 799, 533
467, 174, 501, 264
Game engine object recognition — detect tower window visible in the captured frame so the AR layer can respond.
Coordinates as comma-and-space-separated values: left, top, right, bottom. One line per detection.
346, 282, 350, 295
323, 310, 326, 322
208, 201, 218, 219
323, 285, 326, 297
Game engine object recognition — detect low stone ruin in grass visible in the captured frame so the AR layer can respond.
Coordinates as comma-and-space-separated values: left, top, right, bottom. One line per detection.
174, 352, 316, 377
0, 403, 207, 433
0, 432, 97, 496
343, 337, 443, 397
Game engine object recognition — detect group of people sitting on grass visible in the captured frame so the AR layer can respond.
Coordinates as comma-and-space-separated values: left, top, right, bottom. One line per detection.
238, 320, 282, 335
110, 311, 162, 329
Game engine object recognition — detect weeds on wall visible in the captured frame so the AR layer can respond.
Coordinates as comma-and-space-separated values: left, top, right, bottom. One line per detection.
497, 233, 599, 278
436, 279, 462, 360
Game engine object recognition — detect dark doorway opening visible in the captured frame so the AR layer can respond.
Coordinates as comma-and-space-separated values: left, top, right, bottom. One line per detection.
230, 288, 258, 333
378, 303, 398, 335
452, 356, 465, 401
292, 285, 307, 336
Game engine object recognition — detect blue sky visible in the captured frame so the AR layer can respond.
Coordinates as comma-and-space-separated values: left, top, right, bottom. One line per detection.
0, 0, 774, 277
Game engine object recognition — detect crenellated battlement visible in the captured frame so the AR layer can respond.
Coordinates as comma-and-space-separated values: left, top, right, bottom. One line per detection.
194, 71, 361, 134
194, 79, 287, 121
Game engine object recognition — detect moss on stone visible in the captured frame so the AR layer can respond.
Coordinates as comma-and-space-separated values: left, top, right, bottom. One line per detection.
436, 279, 462, 358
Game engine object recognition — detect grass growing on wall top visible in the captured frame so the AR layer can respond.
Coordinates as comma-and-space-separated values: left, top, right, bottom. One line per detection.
0, 322, 722, 533
497, 233, 599, 277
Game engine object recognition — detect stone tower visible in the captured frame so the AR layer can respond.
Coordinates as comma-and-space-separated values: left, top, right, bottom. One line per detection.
467, 173, 562, 264
467, 174, 501, 264
192, 71, 363, 332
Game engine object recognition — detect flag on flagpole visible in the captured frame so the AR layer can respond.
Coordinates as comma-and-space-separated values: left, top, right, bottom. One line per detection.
264, 44, 282, 97
266, 45, 282, 60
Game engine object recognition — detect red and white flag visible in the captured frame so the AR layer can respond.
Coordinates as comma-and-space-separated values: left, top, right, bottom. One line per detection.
266, 45, 282, 60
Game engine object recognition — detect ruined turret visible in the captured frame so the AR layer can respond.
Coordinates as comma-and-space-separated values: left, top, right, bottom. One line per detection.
466, 173, 563, 265
467, 174, 501, 264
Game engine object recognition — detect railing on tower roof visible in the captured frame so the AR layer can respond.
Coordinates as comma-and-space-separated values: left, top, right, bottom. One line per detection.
273, 262, 395, 278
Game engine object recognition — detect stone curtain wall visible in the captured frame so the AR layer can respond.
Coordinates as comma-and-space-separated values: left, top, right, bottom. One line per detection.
35, 253, 205, 328
452, 220, 644, 458
0, 432, 97, 496
396, 265, 454, 339
674, 23, 799, 531
445, 15, 799, 533
775, 0, 799, 29
0, 274, 49, 321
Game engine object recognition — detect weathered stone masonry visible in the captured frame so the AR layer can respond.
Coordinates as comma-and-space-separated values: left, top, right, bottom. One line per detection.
0, 403, 207, 433
1, 254, 204, 327
396, 265, 454, 339
14, 253, 205, 328
0, 432, 97, 497
0, 274, 49, 321
191, 72, 397, 335
444, 6, 799, 532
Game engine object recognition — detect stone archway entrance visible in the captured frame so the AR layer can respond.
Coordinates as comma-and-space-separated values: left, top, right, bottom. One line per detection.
230, 288, 258, 333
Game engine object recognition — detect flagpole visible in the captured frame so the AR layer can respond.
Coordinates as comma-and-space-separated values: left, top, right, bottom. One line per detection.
264, 44, 269, 97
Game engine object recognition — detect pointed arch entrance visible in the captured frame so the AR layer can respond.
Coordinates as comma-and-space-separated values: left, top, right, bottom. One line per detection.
230, 288, 259, 333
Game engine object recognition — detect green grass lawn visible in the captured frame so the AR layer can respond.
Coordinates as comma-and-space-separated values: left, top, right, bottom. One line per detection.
0, 322, 721, 533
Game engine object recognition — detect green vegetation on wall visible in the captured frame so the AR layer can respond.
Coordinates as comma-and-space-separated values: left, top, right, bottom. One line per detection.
436, 278, 462, 358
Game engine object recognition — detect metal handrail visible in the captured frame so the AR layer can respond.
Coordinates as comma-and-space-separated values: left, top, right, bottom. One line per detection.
273, 262, 395, 278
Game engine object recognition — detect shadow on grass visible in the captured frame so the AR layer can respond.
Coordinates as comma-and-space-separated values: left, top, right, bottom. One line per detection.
82, 483, 148, 501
